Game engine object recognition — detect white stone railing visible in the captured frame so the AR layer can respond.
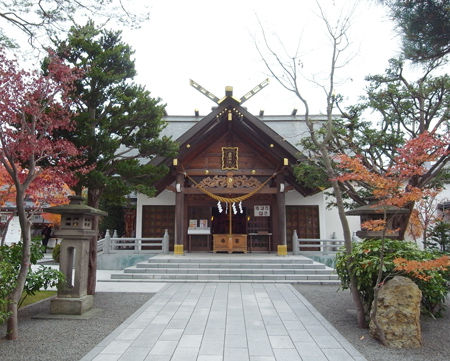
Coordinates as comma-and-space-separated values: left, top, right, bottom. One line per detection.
97, 229, 169, 254
291, 230, 344, 255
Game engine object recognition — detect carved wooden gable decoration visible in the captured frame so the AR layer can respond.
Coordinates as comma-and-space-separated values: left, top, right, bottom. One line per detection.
197, 175, 261, 189
150, 96, 319, 197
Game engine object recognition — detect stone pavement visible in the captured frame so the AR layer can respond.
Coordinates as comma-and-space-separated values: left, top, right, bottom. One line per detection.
80, 283, 366, 361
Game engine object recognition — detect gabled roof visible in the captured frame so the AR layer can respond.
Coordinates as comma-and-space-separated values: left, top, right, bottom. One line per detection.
151, 96, 319, 196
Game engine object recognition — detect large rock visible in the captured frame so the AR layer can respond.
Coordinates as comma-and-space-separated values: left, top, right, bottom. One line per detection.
369, 276, 422, 348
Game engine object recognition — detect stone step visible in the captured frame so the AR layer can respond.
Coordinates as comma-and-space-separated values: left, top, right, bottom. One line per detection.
107, 254, 339, 284
99, 278, 340, 285
110, 272, 339, 281
147, 257, 314, 264
135, 262, 325, 270
124, 267, 334, 275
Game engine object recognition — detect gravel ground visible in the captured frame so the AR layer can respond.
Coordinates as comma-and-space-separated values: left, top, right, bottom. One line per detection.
1, 286, 448, 361
293, 284, 450, 361
0, 292, 153, 361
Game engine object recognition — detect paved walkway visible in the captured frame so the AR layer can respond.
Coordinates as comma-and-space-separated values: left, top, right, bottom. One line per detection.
80, 283, 366, 361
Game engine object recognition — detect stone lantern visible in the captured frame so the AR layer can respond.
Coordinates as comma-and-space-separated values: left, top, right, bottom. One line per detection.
45, 196, 107, 315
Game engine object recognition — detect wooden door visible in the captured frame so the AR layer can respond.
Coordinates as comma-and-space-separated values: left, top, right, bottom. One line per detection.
142, 206, 175, 250
286, 206, 320, 251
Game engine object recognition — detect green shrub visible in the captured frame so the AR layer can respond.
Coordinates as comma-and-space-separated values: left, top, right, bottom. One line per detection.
52, 243, 61, 263
336, 239, 449, 318
0, 239, 64, 324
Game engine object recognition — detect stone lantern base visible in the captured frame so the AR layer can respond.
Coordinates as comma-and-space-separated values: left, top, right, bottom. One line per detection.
50, 295, 94, 315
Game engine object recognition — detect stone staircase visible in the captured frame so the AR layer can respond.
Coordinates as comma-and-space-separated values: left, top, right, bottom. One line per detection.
107, 254, 339, 284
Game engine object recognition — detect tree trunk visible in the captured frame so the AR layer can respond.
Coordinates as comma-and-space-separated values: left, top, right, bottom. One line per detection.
321, 149, 367, 328
87, 188, 101, 295
398, 202, 415, 240
6, 188, 31, 340
369, 212, 389, 345
6, 302, 18, 340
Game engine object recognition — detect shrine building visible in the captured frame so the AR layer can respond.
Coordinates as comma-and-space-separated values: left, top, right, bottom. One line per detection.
134, 85, 360, 255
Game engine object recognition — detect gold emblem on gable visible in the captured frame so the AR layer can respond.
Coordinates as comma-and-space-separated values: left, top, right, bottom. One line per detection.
222, 147, 238, 170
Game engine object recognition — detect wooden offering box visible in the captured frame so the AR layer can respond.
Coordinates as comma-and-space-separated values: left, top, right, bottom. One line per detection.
213, 234, 247, 253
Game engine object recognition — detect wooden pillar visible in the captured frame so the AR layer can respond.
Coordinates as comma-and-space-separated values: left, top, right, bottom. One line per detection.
174, 173, 185, 255
276, 173, 287, 256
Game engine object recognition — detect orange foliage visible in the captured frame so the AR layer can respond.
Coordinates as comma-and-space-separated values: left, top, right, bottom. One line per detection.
407, 209, 424, 239
41, 213, 62, 226
336, 132, 450, 233
0, 165, 15, 206
393, 256, 450, 281
0, 163, 72, 225
361, 219, 386, 232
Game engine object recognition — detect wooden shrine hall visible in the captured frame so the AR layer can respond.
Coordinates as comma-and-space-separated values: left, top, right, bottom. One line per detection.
144, 85, 321, 256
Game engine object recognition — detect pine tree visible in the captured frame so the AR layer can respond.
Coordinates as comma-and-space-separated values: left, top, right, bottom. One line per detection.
50, 21, 178, 293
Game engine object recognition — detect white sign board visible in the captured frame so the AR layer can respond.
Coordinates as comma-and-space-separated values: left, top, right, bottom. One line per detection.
4, 216, 22, 246
254, 205, 270, 217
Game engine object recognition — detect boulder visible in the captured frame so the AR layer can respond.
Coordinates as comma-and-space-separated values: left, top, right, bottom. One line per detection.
369, 276, 422, 348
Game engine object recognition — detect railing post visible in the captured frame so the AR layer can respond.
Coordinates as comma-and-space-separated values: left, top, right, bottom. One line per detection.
162, 229, 169, 254
292, 230, 299, 255
112, 229, 118, 238
323, 240, 329, 255
104, 229, 111, 253
134, 238, 141, 253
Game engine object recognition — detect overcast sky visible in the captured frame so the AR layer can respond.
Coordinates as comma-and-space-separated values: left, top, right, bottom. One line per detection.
119, 0, 401, 116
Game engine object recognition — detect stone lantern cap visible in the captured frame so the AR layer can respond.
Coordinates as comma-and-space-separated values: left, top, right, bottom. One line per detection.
44, 195, 107, 216
345, 204, 409, 216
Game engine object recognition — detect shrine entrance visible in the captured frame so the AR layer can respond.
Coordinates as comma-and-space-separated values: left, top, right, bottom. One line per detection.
211, 207, 247, 234
186, 194, 274, 253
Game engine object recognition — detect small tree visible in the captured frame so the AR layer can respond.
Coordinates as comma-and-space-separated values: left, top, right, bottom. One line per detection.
257, 1, 366, 327
407, 191, 444, 247
336, 131, 449, 343
309, 57, 450, 239
426, 220, 450, 253
0, 50, 82, 339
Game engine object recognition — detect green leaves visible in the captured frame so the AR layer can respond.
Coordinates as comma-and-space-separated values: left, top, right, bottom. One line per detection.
50, 21, 178, 207
386, 0, 450, 62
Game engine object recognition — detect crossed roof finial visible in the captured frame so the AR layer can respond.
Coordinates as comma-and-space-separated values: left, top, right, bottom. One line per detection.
189, 78, 270, 105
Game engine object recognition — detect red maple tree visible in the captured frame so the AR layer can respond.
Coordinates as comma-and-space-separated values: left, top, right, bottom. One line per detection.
336, 131, 449, 344
0, 50, 83, 339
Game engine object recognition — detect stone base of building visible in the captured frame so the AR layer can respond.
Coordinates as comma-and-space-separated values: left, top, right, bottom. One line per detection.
50, 295, 94, 315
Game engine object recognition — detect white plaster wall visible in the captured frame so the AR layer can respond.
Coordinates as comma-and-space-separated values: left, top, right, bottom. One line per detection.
135, 190, 175, 238
286, 188, 360, 240
323, 192, 361, 240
